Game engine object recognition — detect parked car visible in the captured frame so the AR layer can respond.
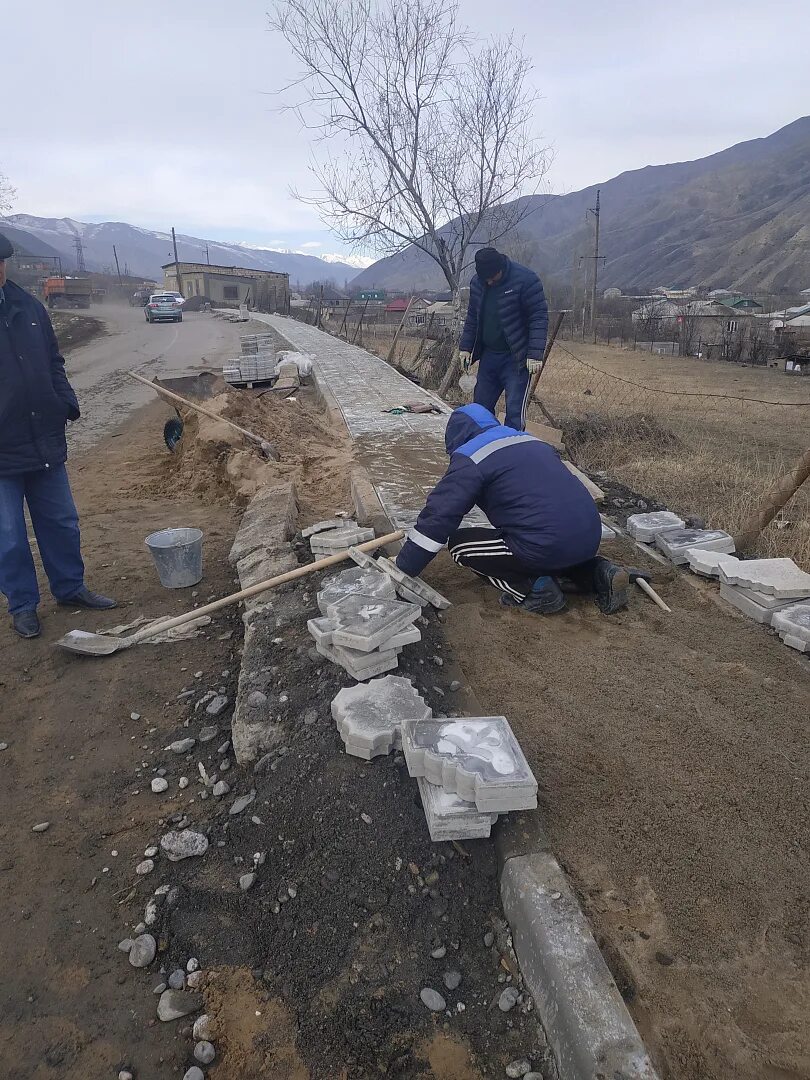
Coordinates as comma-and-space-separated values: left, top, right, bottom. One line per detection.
130, 288, 153, 307
145, 293, 183, 323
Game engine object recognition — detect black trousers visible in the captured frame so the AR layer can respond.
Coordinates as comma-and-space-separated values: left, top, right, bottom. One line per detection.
448, 527, 598, 602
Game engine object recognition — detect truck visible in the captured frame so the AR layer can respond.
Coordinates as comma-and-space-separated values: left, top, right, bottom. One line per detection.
43, 276, 92, 309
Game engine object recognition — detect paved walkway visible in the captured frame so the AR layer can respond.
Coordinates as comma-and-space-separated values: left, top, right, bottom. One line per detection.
251, 314, 455, 528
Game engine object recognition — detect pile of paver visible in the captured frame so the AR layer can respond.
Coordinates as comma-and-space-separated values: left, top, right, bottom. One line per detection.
304, 519, 376, 557
330, 676, 538, 841
627, 510, 810, 651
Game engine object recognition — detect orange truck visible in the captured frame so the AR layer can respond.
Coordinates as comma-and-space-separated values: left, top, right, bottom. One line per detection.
43, 276, 92, 309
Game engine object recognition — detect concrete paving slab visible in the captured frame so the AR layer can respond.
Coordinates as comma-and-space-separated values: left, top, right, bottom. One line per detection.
626, 511, 685, 542
417, 777, 498, 842
402, 717, 538, 812
780, 633, 809, 653
719, 583, 793, 624
685, 548, 740, 577
315, 640, 399, 680
655, 527, 735, 564
326, 593, 421, 653
771, 600, 810, 644
718, 557, 810, 598
311, 527, 376, 554
316, 566, 396, 614
302, 518, 356, 538
332, 676, 431, 755
376, 556, 452, 610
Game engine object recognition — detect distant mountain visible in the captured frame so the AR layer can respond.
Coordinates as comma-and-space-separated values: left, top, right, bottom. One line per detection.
2, 215, 360, 286
0, 222, 64, 261
351, 117, 810, 295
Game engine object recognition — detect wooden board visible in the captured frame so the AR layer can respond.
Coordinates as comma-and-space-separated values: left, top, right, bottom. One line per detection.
563, 460, 605, 502
524, 419, 565, 450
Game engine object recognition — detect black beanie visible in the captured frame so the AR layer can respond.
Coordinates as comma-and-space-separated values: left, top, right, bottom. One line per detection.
475, 247, 506, 280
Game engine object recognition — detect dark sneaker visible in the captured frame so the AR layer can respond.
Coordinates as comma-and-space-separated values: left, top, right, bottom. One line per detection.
58, 587, 118, 610
593, 557, 630, 614
12, 611, 42, 638
499, 576, 567, 615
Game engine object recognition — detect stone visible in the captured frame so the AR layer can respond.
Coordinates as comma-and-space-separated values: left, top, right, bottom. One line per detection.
118, 938, 134, 953
719, 557, 810, 598
498, 986, 520, 1012
402, 717, 538, 813
419, 987, 446, 1012
239, 872, 257, 891
443, 970, 462, 991
247, 691, 267, 708
332, 676, 431, 759
326, 593, 421, 654
128, 934, 157, 968
151, 777, 169, 793
626, 511, 684, 542
213, 780, 231, 798
685, 548, 740, 577
230, 791, 256, 815
505, 1060, 532, 1078
168, 969, 186, 990
655, 527, 735, 564
417, 777, 498, 841
187, 970, 204, 989
198, 725, 219, 742
719, 583, 792, 625
205, 696, 229, 717
183, 1069, 205, 1080
374, 556, 452, 610
160, 830, 209, 862
167, 738, 196, 754
135, 859, 155, 876
118, 1071, 134, 1080
219, 759, 231, 772
187, 957, 200, 972
194, 1041, 216, 1065
144, 846, 158, 858
178, 776, 189, 789
32, 822, 50, 833
193, 1014, 211, 1040
0, 743, 7, 751
157, 988, 203, 1022
431, 946, 447, 959
483, 930, 495, 948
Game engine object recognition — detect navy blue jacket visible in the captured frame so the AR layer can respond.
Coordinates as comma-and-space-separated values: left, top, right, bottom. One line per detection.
396, 404, 601, 578
0, 279, 80, 476
459, 258, 548, 366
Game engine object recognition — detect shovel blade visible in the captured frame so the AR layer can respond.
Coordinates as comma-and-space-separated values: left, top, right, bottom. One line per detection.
56, 629, 127, 656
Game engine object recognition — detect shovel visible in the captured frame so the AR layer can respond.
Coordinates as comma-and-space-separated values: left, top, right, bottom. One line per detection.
56, 529, 405, 657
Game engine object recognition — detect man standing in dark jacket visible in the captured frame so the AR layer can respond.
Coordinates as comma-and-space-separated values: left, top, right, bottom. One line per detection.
0, 232, 116, 638
395, 404, 640, 615
459, 247, 548, 431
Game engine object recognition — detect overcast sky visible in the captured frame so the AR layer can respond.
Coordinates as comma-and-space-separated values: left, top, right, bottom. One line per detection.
2, 0, 806, 263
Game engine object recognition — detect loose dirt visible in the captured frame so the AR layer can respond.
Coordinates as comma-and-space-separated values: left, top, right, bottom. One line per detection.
51, 310, 107, 352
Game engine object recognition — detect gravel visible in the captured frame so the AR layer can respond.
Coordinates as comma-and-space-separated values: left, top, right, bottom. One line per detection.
419, 988, 446, 1012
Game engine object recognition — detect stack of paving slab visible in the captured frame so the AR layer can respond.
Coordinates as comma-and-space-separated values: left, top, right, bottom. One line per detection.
626, 511, 685, 543
240, 333, 277, 354
771, 601, 810, 653
305, 519, 376, 557
716, 557, 810, 626
330, 677, 538, 841
627, 511, 736, 566
222, 355, 276, 386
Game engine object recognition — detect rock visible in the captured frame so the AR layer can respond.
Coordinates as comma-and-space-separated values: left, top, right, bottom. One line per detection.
524, 1074, 544, 1080
430, 946, 447, 959
198, 725, 219, 743
655, 950, 675, 966
217, 740, 231, 754
160, 830, 209, 862
420, 987, 446, 1012
135, 859, 155, 876
483, 930, 495, 948
157, 988, 204, 1022
192, 1014, 211, 1041
119, 1071, 134, 1080
183, 1069, 204, 1080
128, 934, 157, 968
685, 514, 706, 529
194, 1041, 216, 1065
229, 792, 256, 816
219, 759, 231, 773
213, 780, 230, 798
178, 776, 189, 789
205, 695, 229, 717
168, 969, 186, 990
449, 680, 462, 692
130, 713, 141, 721
239, 872, 256, 891
187, 957, 200, 972
144, 899, 159, 926
152, 982, 167, 994
167, 738, 196, 754
150, 777, 169, 793
247, 691, 268, 708
505, 1060, 532, 1078
254, 753, 273, 775
187, 970, 204, 990
443, 970, 462, 991
144, 846, 158, 858
117, 938, 134, 953
498, 986, 519, 1012
32, 822, 50, 833
0, 743, 8, 751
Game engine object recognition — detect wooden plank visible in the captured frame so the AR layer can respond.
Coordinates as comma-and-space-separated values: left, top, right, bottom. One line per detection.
524, 418, 565, 450
563, 460, 605, 502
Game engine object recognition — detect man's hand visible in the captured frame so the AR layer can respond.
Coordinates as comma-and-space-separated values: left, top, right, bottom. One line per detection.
526, 358, 544, 375
459, 350, 473, 373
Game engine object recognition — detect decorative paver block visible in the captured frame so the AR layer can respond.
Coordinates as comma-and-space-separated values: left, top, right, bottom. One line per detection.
316, 566, 396, 613
302, 518, 356, 538
401, 717, 538, 813
718, 583, 793, 625
375, 556, 452, 610
310, 615, 420, 652
718, 557, 810, 598
771, 601, 810, 645
655, 527, 735, 564
332, 676, 431, 759
781, 633, 808, 653
315, 640, 399, 680
685, 549, 740, 578
311, 527, 376, 554
626, 511, 685, 542
307, 616, 335, 646
417, 777, 498, 842
326, 593, 421, 653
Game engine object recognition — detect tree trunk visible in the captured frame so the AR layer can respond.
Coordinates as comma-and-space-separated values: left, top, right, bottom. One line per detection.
733, 446, 810, 553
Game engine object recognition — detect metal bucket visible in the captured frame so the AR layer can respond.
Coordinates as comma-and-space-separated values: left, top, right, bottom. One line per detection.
145, 527, 203, 589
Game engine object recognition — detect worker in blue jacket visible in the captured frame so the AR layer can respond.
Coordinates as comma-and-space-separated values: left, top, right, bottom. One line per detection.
395, 404, 642, 614
459, 247, 548, 431
0, 232, 116, 639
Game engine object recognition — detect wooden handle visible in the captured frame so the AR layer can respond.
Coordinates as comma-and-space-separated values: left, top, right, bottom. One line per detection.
636, 577, 671, 612
128, 370, 264, 444
128, 529, 406, 644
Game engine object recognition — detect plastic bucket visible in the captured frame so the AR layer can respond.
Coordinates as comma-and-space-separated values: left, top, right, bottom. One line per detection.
145, 527, 203, 589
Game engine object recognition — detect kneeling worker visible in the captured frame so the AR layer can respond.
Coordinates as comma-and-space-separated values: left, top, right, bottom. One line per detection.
395, 404, 635, 614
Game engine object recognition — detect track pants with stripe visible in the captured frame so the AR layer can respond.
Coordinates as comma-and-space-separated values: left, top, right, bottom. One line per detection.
448, 527, 598, 602
473, 349, 531, 431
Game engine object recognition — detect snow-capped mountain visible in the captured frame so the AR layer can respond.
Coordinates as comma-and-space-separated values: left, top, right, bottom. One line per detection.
4, 215, 361, 286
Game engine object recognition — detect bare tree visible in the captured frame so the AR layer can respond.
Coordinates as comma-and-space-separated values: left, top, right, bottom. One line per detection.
0, 169, 15, 216
633, 299, 668, 346
270, 0, 550, 299
675, 299, 700, 357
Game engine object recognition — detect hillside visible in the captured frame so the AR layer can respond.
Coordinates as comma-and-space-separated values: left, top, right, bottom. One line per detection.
351, 116, 810, 294
2, 216, 360, 287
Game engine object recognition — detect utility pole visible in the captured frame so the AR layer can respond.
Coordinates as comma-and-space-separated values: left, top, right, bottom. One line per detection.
112, 245, 122, 286
171, 227, 183, 296
73, 235, 86, 273
205, 243, 210, 266
586, 189, 604, 341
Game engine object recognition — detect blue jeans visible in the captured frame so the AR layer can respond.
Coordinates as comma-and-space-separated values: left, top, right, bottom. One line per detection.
0, 464, 85, 614
474, 349, 531, 431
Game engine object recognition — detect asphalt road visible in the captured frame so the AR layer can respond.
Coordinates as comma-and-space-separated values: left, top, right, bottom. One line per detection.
62, 303, 242, 453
